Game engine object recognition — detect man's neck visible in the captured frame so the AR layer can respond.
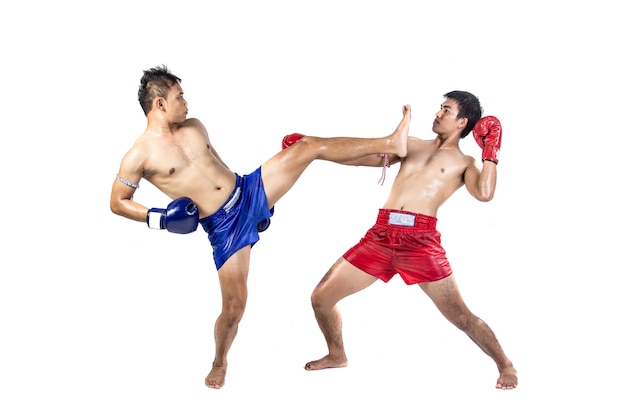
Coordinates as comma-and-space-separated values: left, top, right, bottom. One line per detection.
145, 115, 181, 137
434, 134, 461, 148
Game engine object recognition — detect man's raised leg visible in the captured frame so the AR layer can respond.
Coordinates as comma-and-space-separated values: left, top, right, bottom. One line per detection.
262, 105, 411, 208
286, 104, 411, 160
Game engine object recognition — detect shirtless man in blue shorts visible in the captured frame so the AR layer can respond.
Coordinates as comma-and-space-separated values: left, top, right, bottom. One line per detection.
303, 91, 518, 390
109, 65, 411, 389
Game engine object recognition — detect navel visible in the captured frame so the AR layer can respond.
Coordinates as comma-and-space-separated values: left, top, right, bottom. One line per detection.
169, 168, 175, 174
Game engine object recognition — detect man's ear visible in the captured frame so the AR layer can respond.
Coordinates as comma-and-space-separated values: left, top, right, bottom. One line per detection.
154, 97, 166, 111
458, 117, 468, 131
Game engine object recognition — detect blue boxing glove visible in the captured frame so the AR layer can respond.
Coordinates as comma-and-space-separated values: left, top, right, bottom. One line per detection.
146, 197, 199, 234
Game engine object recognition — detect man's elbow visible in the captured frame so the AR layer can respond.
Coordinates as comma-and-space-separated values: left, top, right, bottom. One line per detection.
110, 199, 124, 216
475, 188, 495, 202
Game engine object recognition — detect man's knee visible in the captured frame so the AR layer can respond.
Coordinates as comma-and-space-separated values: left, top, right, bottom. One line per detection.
221, 299, 246, 325
293, 136, 325, 156
310, 287, 328, 311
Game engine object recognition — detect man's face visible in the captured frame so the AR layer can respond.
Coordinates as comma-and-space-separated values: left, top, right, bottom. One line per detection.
432, 98, 465, 137
164, 82, 188, 123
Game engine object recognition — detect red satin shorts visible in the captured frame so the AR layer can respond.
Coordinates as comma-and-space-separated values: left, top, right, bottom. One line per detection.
343, 209, 452, 285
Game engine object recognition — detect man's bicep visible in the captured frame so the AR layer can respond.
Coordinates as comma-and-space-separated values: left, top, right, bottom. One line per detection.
117, 148, 146, 188
111, 148, 146, 206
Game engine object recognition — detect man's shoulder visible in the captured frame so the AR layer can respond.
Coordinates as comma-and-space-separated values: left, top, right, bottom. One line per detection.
179, 118, 208, 135
182, 117, 203, 127
122, 138, 150, 165
407, 136, 430, 147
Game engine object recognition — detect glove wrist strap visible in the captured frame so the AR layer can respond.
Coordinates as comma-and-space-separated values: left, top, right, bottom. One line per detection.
147, 209, 165, 230
482, 146, 499, 165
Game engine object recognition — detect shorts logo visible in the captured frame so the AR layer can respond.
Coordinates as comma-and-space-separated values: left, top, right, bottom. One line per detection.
388, 212, 416, 226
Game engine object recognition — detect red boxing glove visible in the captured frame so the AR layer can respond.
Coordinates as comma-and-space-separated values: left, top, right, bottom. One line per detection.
282, 133, 305, 149
472, 116, 502, 164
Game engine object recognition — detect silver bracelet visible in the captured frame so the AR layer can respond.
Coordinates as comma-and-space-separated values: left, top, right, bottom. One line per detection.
116, 174, 139, 189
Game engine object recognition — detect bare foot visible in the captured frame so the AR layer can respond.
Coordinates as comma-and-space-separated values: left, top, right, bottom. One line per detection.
205, 366, 227, 389
495, 366, 518, 390
304, 354, 348, 371
388, 104, 411, 157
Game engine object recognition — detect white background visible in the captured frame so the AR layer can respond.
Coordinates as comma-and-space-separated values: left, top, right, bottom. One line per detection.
1, 1, 624, 416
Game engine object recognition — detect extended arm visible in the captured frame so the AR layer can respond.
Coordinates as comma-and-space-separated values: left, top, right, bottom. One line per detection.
340, 153, 401, 167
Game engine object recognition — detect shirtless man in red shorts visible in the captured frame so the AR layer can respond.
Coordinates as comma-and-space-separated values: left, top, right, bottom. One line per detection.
299, 90, 518, 390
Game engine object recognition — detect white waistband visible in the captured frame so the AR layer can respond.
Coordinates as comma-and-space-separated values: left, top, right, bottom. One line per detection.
223, 187, 241, 212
